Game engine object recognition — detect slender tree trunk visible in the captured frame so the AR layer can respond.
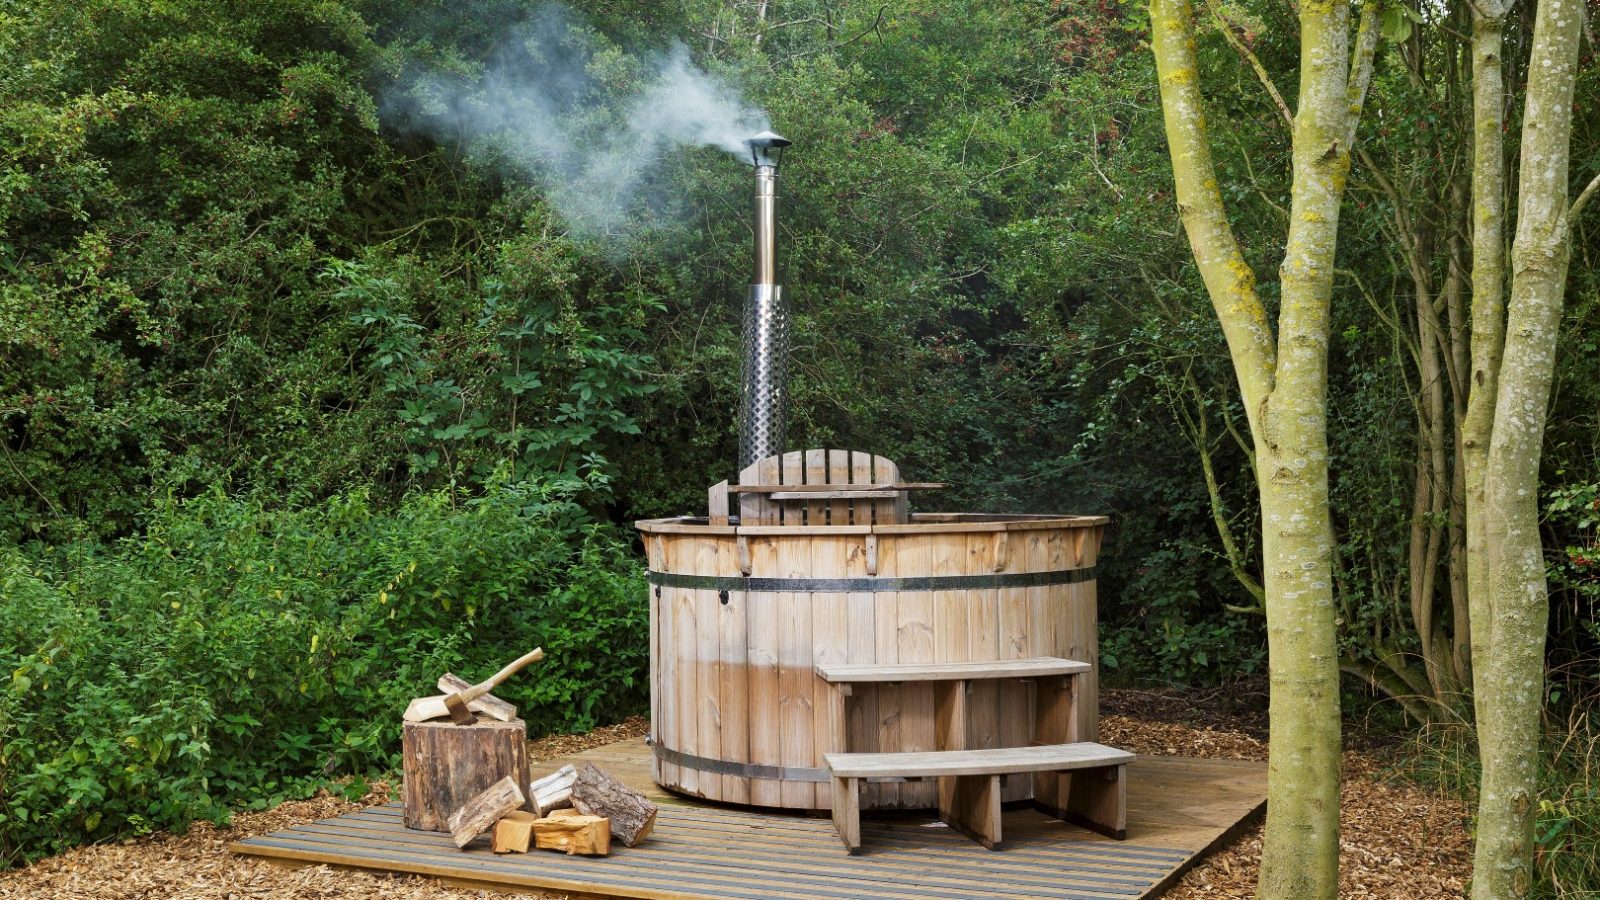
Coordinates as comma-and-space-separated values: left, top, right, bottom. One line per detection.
1150, 1, 1378, 895
1462, 4, 1509, 713
1469, 0, 1583, 893
1443, 191, 1472, 688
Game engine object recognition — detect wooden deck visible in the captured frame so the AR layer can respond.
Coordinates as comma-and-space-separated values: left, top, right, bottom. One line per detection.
232, 737, 1265, 900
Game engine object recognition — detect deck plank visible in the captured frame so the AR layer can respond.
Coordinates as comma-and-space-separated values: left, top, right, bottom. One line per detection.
232, 737, 1264, 900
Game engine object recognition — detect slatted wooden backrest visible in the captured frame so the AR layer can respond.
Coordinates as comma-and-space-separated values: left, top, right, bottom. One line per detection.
728, 449, 907, 527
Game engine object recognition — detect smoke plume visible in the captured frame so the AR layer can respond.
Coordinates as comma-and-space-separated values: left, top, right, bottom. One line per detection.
386, 4, 770, 239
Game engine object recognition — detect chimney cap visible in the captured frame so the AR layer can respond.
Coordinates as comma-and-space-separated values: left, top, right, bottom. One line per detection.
746, 130, 792, 167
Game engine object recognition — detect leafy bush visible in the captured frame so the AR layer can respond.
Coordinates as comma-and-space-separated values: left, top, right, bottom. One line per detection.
0, 480, 647, 868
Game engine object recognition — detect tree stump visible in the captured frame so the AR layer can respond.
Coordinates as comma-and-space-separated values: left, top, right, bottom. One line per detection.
403, 717, 531, 832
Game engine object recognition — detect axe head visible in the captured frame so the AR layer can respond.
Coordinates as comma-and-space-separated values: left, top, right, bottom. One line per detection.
443, 692, 476, 725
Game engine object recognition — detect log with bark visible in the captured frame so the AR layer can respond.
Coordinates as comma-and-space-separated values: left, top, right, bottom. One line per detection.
447, 775, 527, 848
403, 717, 531, 832
571, 763, 657, 847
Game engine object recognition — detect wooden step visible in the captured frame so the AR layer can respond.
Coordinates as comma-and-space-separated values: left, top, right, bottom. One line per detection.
815, 656, 1090, 684
827, 743, 1133, 852
825, 742, 1132, 779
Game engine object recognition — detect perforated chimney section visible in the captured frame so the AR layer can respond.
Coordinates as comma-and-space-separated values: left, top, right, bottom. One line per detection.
737, 131, 792, 473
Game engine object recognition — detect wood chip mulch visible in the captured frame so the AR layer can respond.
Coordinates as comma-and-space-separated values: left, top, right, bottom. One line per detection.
1101, 685, 1472, 899
0, 717, 650, 900
0, 702, 1471, 899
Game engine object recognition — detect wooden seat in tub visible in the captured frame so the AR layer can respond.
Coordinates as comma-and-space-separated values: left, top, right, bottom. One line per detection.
708, 449, 943, 527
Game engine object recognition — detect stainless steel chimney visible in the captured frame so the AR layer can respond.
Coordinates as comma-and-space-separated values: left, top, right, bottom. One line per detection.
738, 131, 793, 472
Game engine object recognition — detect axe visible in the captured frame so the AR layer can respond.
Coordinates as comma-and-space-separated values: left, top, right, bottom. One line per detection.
403, 648, 544, 723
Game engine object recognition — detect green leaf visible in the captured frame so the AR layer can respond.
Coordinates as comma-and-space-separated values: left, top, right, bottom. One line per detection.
1381, 6, 1414, 43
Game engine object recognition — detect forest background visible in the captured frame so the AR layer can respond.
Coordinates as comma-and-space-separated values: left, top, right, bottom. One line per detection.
1, 0, 1596, 892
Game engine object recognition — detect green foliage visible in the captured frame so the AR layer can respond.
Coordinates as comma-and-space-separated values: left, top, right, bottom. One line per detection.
0, 482, 647, 867
1401, 698, 1600, 899
0, 0, 1596, 881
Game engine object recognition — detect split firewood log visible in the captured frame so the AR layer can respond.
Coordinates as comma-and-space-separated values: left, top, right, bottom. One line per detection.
447, 776, 526, 848
530, 764, 577, 815
531, 814, 610, 856
437, 673, 518, 722
571, 763, 657, 847
492, 811, 540, 854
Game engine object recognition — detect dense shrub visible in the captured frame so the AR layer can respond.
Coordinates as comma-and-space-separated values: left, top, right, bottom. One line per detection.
0, 481, 647, 867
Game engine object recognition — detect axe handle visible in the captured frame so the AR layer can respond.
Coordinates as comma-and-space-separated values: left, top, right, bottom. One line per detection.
462, 648, 544, 703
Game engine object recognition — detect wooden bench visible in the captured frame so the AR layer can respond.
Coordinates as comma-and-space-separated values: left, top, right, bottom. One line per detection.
825, 743, 1134, 852
815, 657, 1093, 762
815, 657, 1130, 851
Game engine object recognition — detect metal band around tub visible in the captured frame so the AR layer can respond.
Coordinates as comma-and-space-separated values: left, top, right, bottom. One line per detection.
651, 743, 830, 782
645, 567, 1096, 593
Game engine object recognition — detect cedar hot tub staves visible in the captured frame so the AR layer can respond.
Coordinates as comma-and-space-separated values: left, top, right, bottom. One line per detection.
637, 448, 1108, 813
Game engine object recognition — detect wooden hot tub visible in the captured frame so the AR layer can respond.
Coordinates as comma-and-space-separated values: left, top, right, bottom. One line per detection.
637, 450, 1107, 812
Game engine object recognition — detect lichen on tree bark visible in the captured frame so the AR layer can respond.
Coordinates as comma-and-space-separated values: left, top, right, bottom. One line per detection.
1148, 0, 1378, 896
1468, 0, 1583, 892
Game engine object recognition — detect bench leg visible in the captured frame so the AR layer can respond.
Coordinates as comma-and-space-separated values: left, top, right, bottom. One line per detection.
1035, 764, 1127, 840
831, 776, 861, 853
1031, 674, 1078, 811
939, 773, 1003, 850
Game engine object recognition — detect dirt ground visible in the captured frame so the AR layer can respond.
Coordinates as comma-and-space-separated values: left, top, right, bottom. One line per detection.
0, 693, 1471, 899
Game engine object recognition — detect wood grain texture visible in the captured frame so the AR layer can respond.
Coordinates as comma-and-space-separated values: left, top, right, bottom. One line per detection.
530, 814, 611, 856
827, 449, 852, 526
939, 774, 1002, 851
571, 764, 657, 848
871, 529, 903, 808
671, 539, 699, 798
447, 776, 526, 848
529, 765, 576, 816
726, 482, 945, 493
811, 538, 850, 811
694, 537, 721, 801
830, 777, 861, 852
966, 533, 1003, 778
715, 535, 751, 804
816, 657, 1090, 682
402, 719, 530, 833
491, 811, 539, 854
776, 520, 815, 808
435, 674, 517, 722
1031, 674, 1080, 816
744, 534, 782, 807
824, 742, 1134, 778
645, 511, 1109, 812
893, 534, 937, 807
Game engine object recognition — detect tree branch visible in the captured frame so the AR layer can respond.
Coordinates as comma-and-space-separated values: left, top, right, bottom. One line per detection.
1570, 171, 1600, 222
1149, 0, 1277, 428
1202, 0, 1293, 129
1344, 0, 1383, 148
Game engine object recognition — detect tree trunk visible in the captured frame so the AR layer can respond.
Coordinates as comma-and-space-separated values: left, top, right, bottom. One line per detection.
1462, 3, 1510, 713
1149, 1, 1379, 896
1470, 0, 1582, 891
